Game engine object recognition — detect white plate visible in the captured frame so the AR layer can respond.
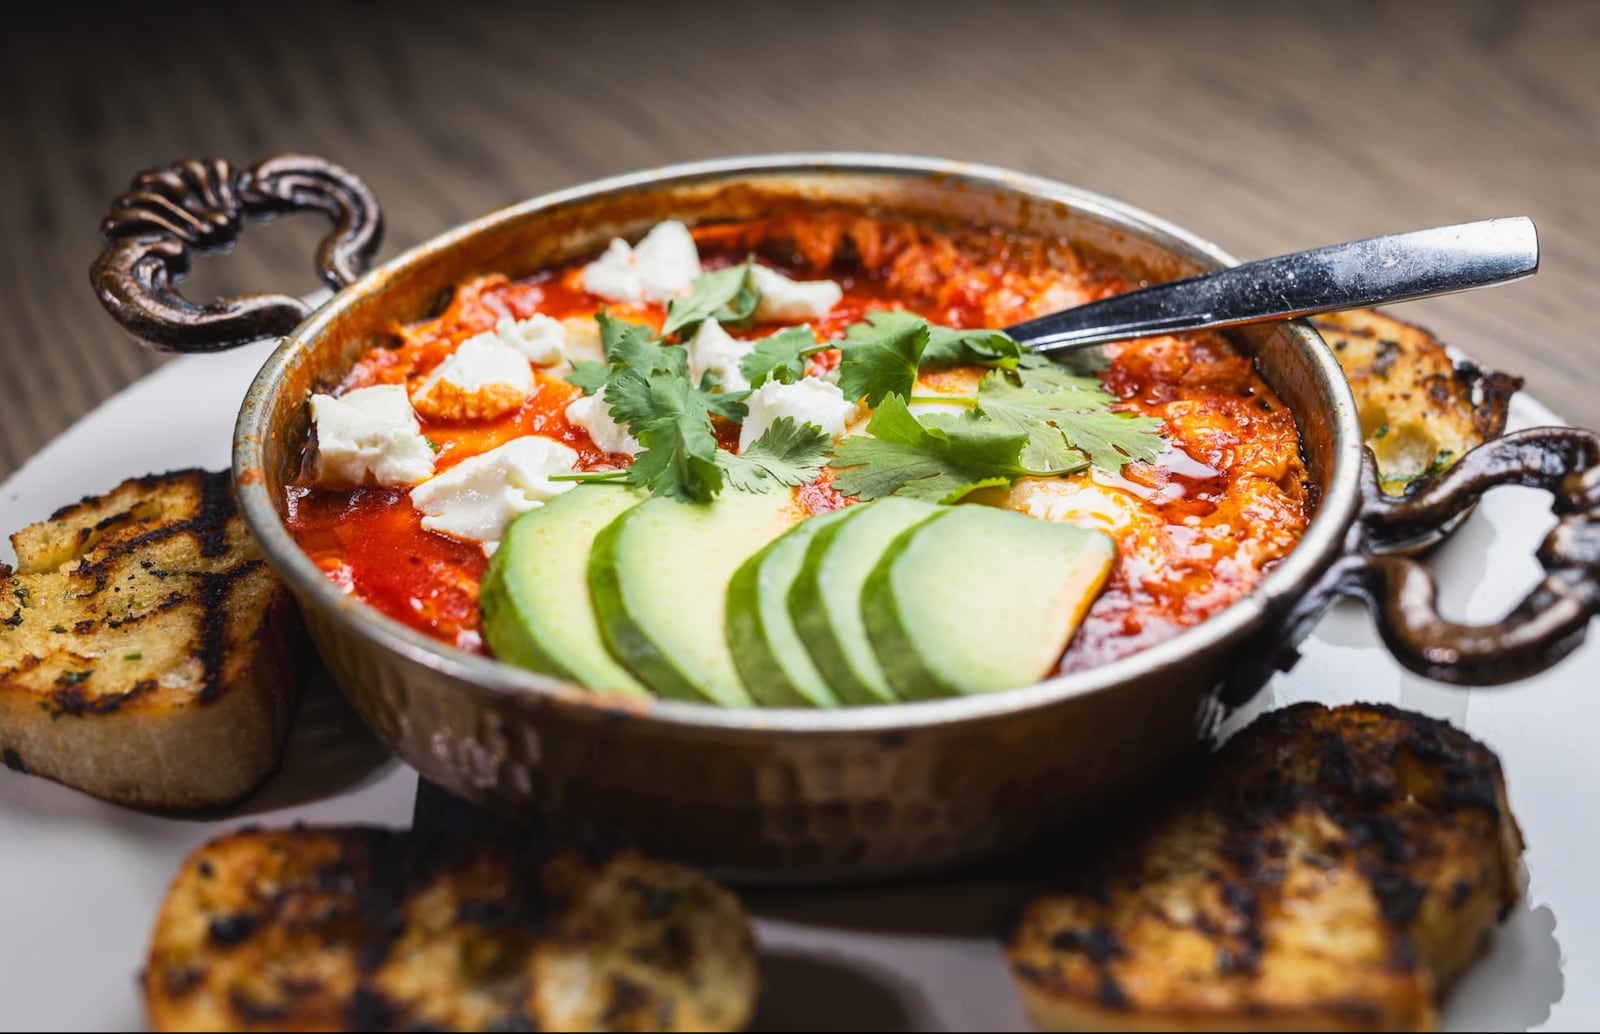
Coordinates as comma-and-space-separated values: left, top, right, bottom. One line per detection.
0, 340, 1592, 1032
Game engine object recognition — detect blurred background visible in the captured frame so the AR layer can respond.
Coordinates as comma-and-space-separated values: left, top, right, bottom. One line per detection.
2, 0, 1596, 479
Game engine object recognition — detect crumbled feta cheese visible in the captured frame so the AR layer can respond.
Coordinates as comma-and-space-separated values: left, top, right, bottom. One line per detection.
581, 239, 641, 304
493, 314, 567, 366
738, 376, 857, 451
580, 220, 703, 304
565, 385, 641, 456
411, 333, 535, 421
634, 220, 702, 300
310, 384, 436, 488
409, 436, 580, 555
686, 318, 754, 393
750, 265, 842, 322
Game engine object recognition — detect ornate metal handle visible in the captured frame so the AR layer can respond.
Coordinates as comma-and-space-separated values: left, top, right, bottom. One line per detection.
1319, 427, 1600, 685
91, 154, 382, 352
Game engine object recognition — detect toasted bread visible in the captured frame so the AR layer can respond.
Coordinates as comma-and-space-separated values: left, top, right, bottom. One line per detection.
143, 827, 759, 1032
1008, 703, 1523, 1032
0, 469, 304, 809
1313, 309, 1520, 494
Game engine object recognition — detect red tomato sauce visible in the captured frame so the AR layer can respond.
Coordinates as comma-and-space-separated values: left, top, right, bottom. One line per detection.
286, 208, 1311, 672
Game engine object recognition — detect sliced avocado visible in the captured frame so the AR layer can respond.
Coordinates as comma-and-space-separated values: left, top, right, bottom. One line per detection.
725, 508, 852, 708
863, 505, 1115, 698
789, 497, 944, 705
590, 490, 799, 706
480, 485, 649, 695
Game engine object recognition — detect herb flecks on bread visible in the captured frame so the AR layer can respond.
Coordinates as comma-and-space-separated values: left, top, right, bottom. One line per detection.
1315, 308, 1521, 494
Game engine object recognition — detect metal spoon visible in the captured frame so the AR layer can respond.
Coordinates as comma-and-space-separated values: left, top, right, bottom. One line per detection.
1005, 217, 1538, 353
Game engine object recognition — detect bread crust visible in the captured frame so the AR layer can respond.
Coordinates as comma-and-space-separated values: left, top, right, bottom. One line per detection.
1007, 703, 1523, 1032
0, 469, 305, 809
1314, 309, 1521, 494
143, 827, 759, 1032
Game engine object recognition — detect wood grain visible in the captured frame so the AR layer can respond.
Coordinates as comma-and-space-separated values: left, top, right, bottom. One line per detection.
1, 0, 1596, 479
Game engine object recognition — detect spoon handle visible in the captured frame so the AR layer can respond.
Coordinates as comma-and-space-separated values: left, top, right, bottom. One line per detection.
1005, 217, 1539, 353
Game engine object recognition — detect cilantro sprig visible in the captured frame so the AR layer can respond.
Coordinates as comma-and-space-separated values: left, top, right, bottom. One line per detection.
825, 314, 1165, 499
559, 298, 1163, 507
847, 309, 1044, 372
837, 314, 930, 406
739, 326, 823, 388
718, 417, 831, 491
660, 259, 760, 338
976, 370, 1164, 473
829, 396, 1039, 503
559, 311, 829, 502
731, 310, 1046, 405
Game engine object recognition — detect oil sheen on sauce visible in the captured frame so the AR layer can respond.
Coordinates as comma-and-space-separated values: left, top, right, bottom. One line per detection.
286, 210, 1312, 671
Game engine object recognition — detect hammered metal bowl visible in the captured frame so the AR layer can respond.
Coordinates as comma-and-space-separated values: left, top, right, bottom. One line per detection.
91, 154, 1600, 883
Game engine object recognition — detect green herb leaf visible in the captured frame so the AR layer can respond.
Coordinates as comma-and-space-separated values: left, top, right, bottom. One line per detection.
1052, 409, 1165, 471
1034, 345, 1110, 376
739, 326, 817, 388
616, 376, 726, 503
563, 312, 768, 503
829, 396, 1030, 503
566, 360, 611, 395
974, 371, 1098, 474
598, 310, 654, 364
921, 325, 1031, 370
575, 312, 692, 417
661, 260, 759, 338
702, 388, 750, 424
1010, 363, 1108, 397
842, 310, 1044, 372
717, 417, 832, 492
976, 371, 1163, 472
837, 313, 929, 406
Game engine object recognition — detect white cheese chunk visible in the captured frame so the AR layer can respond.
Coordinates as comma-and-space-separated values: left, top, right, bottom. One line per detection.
580, 220, 703, 304
411, 332, 536, 421
581, 239, 643, 304
409, 436, 580, 555
565, 385, 641, 456
738, 376, 857, 452
310, 384, 436, 488
493, 314, 568, 366
686, 318, 755, 393
750, 265, 843, 322
633, 220, 703, 300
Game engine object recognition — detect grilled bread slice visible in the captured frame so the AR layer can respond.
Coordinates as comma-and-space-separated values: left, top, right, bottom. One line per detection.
1314, 309, 1521, 494
0, 469, 304, 809
143, 827, 759, 1032
1008, 702, 1523, 1032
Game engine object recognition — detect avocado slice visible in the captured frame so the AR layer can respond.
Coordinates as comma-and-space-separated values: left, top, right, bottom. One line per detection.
479, 485, 649, 695
863, 505, 1115, 698
590, 490, 799, 706
725, 508, 852, 708
789, 497, 944, 705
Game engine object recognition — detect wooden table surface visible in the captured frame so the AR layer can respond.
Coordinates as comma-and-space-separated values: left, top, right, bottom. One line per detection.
2, 0, 1597, 480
